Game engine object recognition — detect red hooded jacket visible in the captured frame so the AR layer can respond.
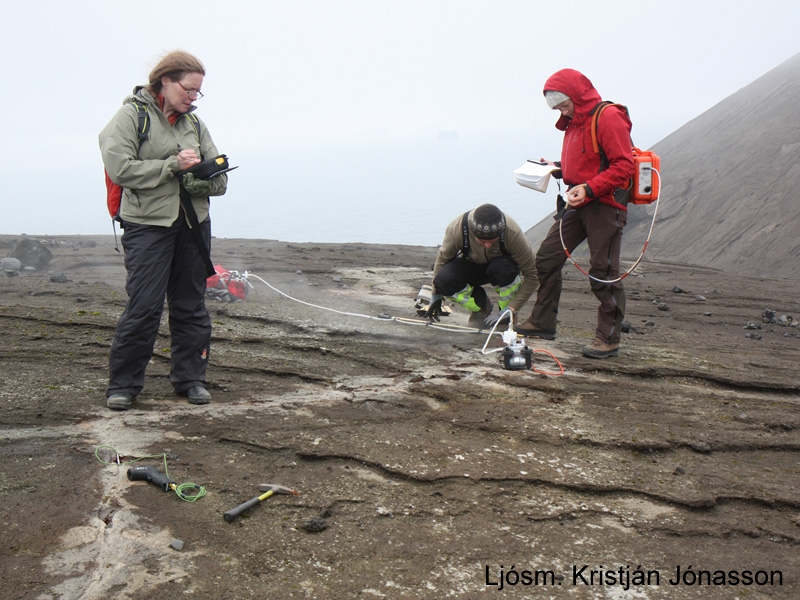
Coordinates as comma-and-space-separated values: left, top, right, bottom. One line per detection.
544, 69, 635, 210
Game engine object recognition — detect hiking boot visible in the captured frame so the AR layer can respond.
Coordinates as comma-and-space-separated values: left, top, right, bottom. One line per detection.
582, 338, 620, 358
185, 386, 212, 405
515, 320, 556, 340
467, 288, 493, 328
107, 392, 134, 411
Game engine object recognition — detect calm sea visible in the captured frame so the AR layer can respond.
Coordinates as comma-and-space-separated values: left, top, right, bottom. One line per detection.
7, 133, 559, 246
211, 133, 559, 247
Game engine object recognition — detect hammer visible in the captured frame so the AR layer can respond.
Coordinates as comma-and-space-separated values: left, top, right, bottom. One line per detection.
223, 483, 301, 522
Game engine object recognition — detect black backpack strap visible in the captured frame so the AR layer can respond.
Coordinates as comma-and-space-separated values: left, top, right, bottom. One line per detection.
179, 186, 216, 277
131, 98, 150, 143
184, 112, 201, 139
180, 113, 212, 277
499, 231, 509, 256
458, 211, 470, 257
112, 97, 150, 244
176, 111, 213, 276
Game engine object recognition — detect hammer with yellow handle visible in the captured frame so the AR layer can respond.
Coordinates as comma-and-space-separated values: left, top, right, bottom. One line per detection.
223, 483, 300, 522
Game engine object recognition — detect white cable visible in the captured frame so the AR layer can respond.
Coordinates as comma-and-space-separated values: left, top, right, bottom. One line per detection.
244, 274, 563, 374
559, 168, 661, 285
481, 308, 515, 355
247, 273, 387, 321
245, 273, 505, 337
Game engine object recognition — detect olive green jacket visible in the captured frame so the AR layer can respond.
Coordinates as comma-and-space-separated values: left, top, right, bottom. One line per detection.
99, 87, 227, 227
433, 209, 538, 313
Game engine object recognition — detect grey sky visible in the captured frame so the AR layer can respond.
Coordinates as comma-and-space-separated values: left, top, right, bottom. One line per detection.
2, 0, 799, 239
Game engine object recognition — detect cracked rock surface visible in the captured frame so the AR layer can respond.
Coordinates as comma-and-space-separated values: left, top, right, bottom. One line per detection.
1, 235, 799, 599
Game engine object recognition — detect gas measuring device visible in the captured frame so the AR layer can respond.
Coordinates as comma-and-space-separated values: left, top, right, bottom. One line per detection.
630, 148, 661, 204
480, 308, 535, 371
479, 315, 565, 376
498, 327, 534, 371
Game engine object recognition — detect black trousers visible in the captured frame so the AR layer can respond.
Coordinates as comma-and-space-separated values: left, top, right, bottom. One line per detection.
433, 255, 519, 296
107, 216, 212, 397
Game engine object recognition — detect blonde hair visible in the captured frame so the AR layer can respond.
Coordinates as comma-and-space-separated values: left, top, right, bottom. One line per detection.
146, 50, 205, 95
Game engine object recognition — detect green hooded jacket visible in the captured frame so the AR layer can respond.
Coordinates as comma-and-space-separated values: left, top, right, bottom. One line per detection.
99, 86, 227, 227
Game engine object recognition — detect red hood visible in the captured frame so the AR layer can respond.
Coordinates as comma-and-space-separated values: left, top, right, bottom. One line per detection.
543, 69, 602, 130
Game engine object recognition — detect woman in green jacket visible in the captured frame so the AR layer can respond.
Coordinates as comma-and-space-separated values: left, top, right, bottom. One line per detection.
99, 50, 228, 411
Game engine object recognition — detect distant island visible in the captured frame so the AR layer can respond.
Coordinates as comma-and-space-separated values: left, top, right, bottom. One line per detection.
437, 130, 459, 142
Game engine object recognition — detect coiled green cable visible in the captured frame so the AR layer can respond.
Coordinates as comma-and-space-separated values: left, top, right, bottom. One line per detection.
95, 445, 206, 502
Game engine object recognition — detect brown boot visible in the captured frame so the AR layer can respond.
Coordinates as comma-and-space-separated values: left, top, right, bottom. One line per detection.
582, 337, 620, 358
516, 320, 556, 340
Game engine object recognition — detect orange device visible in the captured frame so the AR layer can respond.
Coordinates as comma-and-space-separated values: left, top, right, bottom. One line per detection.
630, 148, 660, 204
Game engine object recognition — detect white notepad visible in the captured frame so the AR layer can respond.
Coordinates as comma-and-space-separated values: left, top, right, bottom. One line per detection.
513, 160, 559, 193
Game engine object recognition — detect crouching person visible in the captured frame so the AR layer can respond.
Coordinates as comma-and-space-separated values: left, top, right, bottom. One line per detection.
424, 204, 538, 329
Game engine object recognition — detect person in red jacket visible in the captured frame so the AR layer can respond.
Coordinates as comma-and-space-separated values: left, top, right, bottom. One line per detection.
517, 69, 635, 358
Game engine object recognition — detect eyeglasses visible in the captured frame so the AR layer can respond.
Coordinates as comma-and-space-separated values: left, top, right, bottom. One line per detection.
176, 80, 204, 100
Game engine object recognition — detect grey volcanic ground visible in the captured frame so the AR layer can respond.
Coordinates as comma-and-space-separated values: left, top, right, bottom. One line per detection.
2, 234, 799, 599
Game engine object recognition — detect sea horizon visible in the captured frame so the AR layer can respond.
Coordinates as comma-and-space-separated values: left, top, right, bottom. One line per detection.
5, 133, 561, 248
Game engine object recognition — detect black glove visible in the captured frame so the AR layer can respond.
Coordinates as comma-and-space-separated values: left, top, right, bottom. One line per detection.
424, 297, 445, 322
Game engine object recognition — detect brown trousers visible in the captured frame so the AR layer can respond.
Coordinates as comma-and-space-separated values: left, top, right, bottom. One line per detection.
526, 202, 627, 344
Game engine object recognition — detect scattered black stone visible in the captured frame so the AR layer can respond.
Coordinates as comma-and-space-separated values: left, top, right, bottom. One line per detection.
672, 286, 685, 294
9, 238, 52, 269
657, 303, 670, 311
621, 320, 640, 334
302, 517, 329, 533
745, 333, 763, 340
50, 273, 69, 283
762, 309, 776, 323
743, 322, 762, 330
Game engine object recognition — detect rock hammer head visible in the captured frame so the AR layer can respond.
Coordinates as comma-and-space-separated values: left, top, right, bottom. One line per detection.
258, 483, 301, 496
